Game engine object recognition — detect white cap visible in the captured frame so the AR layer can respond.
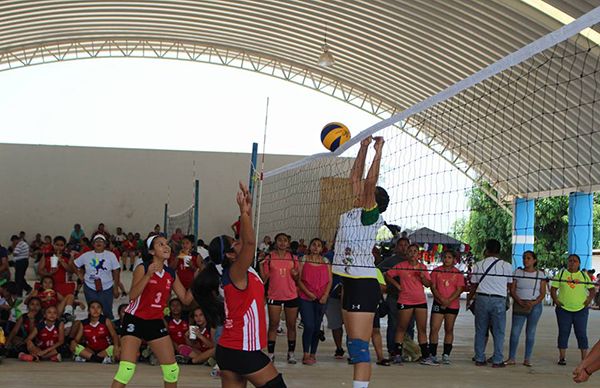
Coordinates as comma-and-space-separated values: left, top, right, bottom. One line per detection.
92, 234, 107, 242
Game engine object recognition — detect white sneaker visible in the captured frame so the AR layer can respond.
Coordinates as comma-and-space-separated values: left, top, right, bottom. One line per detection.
74, 356, 87, 363
102, 356, 113, 364
442, 354, 451, 364
287, 353, 297, 364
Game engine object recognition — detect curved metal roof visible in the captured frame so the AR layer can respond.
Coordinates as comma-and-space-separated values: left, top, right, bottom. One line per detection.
1, 0, 599, 201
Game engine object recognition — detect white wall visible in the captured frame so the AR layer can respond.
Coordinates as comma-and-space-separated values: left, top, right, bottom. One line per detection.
0, 143, 301, 244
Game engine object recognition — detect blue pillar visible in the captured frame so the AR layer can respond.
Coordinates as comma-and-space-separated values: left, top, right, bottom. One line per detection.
512, 198, 535, 269
249, 142, 258, 197
568, 192, 593, 270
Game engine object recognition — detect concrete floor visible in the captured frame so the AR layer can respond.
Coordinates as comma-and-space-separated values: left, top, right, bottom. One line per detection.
2, 265, 599, 387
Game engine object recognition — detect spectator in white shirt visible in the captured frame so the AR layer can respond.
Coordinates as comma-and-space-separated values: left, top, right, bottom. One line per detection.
468, 239, 513, 368
10, 235, 32, 295
74, 234, 120, 319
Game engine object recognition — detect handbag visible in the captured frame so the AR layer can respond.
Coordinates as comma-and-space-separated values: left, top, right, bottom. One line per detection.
512, 269, 540, 316
468, 259, 501, 315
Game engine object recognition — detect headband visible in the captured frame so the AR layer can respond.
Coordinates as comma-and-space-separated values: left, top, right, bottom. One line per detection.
147, 235, 158, 249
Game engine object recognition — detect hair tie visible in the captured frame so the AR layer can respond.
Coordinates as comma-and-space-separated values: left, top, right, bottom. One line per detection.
147, 235, 158, 249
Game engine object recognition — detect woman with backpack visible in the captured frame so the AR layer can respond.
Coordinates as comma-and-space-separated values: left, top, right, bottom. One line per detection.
550, 254, 597, 366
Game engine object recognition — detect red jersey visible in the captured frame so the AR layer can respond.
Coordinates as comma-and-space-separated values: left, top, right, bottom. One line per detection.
219, 267, 267, 351
125, 263, 176, 320
174, 252, 199, 289
167, 317, 189, 346
22, 314, 41, 337
43, 253, 70, 285
41, 243, 54, 258
112, 248, 121, 263
82, 317, 112, 352
122, 240, 137, 252
38, 288, 59, 309
194, 327, 213, 352
36, 322, 60, 350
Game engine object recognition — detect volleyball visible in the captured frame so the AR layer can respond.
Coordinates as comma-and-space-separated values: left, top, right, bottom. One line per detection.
320, 122, 351, 152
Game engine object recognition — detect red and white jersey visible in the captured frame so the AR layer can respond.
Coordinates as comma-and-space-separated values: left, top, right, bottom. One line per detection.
82, 317, 111, 352
219, 267, 267, 351
38, 288, 59, 309
22, 314, 41, 337
36, 322, 60, 350
194, 327, 213, 352
167, 317, 189, 346
125, 263, 175, 320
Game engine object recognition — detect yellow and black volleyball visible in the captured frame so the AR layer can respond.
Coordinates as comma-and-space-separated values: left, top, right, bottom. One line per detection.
321, 122, 351, 152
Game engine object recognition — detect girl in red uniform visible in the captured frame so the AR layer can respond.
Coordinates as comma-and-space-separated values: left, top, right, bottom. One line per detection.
71, 300, 120, 363
166, 298, 189, 359
111, 234, 193, 388
194, 182, 287, 388
37, 236, 73, 290
6, 297, 42, 353
260, 233, 300, 363
177, 306, 216, 364
20, 305, 64, 362
170, 235, 203, 290
29, 276, 77, 319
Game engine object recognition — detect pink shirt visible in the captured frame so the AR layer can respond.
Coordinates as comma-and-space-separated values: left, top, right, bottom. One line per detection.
299, 259, 330, 301
263, 252, 299, 301
430, 265, 465, 310
387, 261, 430, 305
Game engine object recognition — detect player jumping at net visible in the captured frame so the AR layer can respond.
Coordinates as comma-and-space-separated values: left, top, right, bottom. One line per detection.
111, 235, 194, 388
194, 182, 287, 388
333, 135, 389, 388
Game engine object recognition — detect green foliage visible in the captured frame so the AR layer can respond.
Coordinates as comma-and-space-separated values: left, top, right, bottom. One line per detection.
453, 189, 600, 268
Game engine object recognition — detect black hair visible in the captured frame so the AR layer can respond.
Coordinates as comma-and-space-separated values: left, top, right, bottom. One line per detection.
522, 250, 538, 268
395, 237, 410, 246
53, 235, 67, 244
87, 300, 104, 318
290, 241, 299, 254
117, 303, 128, 315
10, 235, 19, 242
485, 239, 501, 255
208, 235, 233, 266
442, 249, 458, 261
40, 275, 54, 287
142, 235, 162, 263
182, 235, 195, 244
190, 263, 224, 330
274, 233, 290, 243
375, 186, 390, 213
309, 237, 324, 247
5, 281, 17, 295
27, 296, 42, 306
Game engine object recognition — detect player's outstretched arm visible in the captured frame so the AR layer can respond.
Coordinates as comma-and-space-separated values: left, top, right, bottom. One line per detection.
362, 136, 384, 209
231, 183, 256, 281
350, 136, 372, 208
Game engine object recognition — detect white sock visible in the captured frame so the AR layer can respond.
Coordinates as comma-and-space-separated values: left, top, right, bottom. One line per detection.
353, 381, 369, 388
64, 305, 73, 315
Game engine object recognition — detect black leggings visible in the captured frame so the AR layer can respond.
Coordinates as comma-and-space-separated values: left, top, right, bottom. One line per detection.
14, 259, 32, 295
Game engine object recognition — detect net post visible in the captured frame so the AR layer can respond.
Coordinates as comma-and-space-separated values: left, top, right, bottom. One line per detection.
194, 179, 200, 243
163, 203, 168, 236
249, 142, 259, 197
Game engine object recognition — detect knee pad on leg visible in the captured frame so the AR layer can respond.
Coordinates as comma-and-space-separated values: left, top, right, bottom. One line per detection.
161, 362, 179, 383
74, 344, 85, 356
114, 361, 136, 384
347, 338, 370, 364
260, 373, 287, 388
105, 345, 114, 358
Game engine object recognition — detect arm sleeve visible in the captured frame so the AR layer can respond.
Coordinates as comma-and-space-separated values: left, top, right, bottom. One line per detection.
74, 255, 84, 268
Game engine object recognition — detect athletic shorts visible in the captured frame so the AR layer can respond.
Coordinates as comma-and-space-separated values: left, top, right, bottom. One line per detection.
325, 297, 343, 330
341, 277, 381, 313
121, 313, 168, 342
266, 298, 299, 308
431, 302, 459, 315
397, 303, 428, 310
215, 345, 271, 375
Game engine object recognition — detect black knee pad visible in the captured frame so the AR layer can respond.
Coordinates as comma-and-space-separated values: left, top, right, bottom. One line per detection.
260, 373, 287, 388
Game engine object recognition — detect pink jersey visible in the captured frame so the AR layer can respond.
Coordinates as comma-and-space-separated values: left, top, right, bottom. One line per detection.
219, 267, 267, 351
387, 261, 431, 305
263, 252, 298, 301
299, 260, 330, 301
125, 263, 176, 320
430, 266, 465, 309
